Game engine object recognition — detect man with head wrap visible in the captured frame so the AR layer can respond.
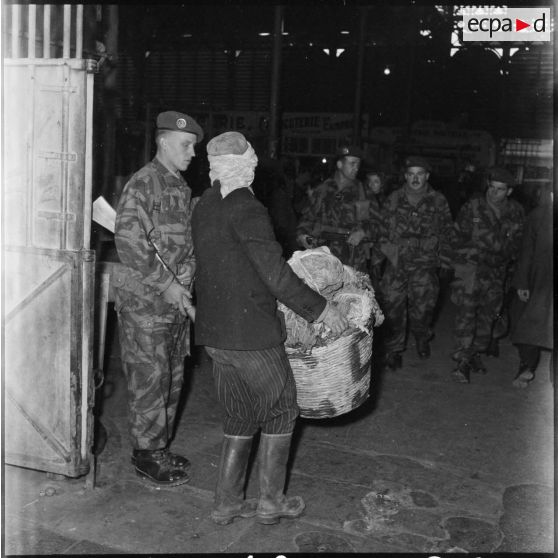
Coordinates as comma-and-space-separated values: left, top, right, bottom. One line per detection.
191, 131, 348, 526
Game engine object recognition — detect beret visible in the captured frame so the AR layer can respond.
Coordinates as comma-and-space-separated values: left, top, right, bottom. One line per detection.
404, 156, 431, 172
336, 145, 363, 159
207, 131, 249, 156
156, 111, 204, 141
487, 167, 515, 185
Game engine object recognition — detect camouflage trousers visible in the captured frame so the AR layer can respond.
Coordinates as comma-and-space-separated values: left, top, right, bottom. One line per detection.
117, 311, 190, 450
379, 264, 439, 353
451, 267, 505, 361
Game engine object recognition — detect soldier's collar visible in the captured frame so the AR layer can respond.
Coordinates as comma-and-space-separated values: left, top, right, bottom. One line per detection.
153, 157, 186, 181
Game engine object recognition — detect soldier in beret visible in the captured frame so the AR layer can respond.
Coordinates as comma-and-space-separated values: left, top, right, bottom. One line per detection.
371, 156, 455, 370
192, 131, 348, 526
450, 167, 525, 383
113, 110, 203, 485
295, 145, 373, 272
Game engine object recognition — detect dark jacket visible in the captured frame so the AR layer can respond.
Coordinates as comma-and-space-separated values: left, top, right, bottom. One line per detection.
510, 201, 553, 349
192, 183, 326, 350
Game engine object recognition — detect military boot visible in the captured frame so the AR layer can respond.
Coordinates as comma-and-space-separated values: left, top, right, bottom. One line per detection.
384, 352, 403, 371
415, 336, 431, 359
469, 353, 487, 375
451, 358, 471, 384
211, 435, 257, 525
132, 447, 190, 471
512, 363, 535, 388
485, 337, 499, 357
132, 449, 190, 486
256, 433, 305, 525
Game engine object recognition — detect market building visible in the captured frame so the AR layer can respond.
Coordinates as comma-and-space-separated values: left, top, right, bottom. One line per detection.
2, 3, 554, 555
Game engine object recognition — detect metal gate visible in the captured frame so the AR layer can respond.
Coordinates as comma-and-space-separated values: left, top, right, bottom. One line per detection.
3, 4, 96, 479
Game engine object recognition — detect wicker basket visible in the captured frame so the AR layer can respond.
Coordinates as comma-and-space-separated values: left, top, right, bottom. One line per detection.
286, 328, 373, 419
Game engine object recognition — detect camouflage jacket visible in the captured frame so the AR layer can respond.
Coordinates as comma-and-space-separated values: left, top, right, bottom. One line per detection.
452, 196, 524, 270
114, 157, 196, 319
372, 185, 455, 269
296, 177, 377, 269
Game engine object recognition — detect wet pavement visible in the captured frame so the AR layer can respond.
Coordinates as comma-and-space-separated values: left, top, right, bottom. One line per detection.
3, 286, 554, 555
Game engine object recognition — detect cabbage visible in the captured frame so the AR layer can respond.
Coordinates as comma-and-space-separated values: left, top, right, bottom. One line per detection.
278, 249, 384, 352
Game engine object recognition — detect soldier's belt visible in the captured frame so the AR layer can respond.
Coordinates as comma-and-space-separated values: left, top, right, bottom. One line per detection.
396, 237, 438, 250
397, 237, 421, 248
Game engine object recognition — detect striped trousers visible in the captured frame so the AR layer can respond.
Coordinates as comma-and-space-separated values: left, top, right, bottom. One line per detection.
205, 344, 299, 436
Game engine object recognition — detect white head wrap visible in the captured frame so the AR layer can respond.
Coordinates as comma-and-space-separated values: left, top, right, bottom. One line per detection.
208, 142, 258, 197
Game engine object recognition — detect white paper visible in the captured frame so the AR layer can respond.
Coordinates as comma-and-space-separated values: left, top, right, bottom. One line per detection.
92, 196, 117, 233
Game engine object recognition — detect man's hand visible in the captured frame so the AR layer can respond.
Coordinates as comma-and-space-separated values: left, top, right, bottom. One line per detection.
347, 229, 366, 247
438, 266, 454, 282
369, 263, 384, 289
517, 289, 530, 302
162, 282, 193, 317
321, 303, 349, 336
297, 233, 317, 249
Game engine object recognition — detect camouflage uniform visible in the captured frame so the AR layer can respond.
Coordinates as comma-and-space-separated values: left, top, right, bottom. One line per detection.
114, 157, 196, 450
372, 185, 455, 354
451, 196, 524, 361
296, 177, 375, 272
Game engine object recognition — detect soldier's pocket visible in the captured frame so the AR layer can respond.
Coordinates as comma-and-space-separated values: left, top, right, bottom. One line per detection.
354, 200, 370, 221
121, 323, 156, 364
450, 280, 464, 306
158, 210, 187, 246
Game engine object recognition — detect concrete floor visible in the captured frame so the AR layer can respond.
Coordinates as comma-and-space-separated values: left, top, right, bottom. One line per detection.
4, 286, 555, 555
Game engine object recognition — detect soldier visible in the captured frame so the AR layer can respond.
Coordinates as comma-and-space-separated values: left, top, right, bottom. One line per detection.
295, 145, 372, 272
450, 167, 525, 383
371, 156, 455, 370
362, 166, 387, 286
364, 167, 387, 201
113, 111, 203, 485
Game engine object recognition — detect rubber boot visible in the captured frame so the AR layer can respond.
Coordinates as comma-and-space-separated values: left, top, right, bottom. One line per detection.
256, 433, 305, 525
211, 435, 257, 525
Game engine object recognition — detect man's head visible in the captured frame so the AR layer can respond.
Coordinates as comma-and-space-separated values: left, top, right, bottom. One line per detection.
207, 131, 250, 157
155, 111, 203, 173
335, 145, 363, 181
206, 131, 258, 193
364, 169, 384, 195
486, 167, 514, 205
404, 156, 431, 192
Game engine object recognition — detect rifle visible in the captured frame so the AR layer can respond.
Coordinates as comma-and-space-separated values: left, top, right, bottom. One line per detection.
490, 268, 515, 340
316, 225, 351, 243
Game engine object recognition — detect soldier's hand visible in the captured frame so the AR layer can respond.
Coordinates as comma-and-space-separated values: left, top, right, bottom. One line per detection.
162, 282, 192, 317
176, 262, 195, 287
347, 229, 366, 246
321, 303, 349, 336
517, 289, 530, 302
297, 234, 316, 249
438, 266, 454, 282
